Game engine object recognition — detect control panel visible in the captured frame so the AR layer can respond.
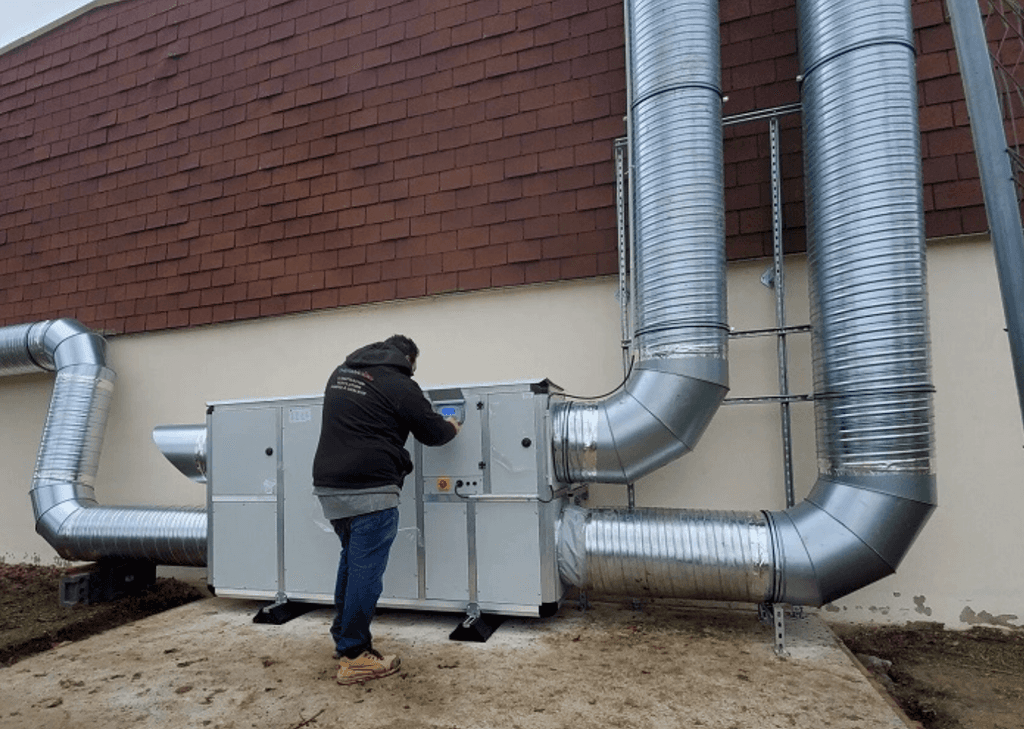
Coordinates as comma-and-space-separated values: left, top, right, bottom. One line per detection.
434, 402, 465, 424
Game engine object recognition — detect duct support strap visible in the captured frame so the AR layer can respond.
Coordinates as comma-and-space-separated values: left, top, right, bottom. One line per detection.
1, 319, 207, 566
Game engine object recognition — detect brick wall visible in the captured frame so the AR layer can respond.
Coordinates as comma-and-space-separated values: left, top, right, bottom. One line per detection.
722, 0, 804, 259
718, 0, 987, 260
916, 0, 988, 238
0, 0, 627, 333
0, 0, 988, 335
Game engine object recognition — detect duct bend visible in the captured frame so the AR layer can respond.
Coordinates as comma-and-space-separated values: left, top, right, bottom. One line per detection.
551, 0, 729, 484
556, 0, 935, 607
0, 319, 207, 566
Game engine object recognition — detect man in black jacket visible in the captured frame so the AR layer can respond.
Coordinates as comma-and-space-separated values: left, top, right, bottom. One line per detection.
312, 334, 458, 685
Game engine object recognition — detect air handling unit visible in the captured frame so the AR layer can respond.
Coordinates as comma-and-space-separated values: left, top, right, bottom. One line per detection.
202, 380, 574, 619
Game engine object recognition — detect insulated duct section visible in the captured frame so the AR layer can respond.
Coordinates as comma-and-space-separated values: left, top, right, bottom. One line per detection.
1, 319, 207, 566
557, 0, 935, 607
551, 0, 729, 484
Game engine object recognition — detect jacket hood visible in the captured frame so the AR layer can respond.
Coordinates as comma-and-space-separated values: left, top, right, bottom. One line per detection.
344, 342, 413, 374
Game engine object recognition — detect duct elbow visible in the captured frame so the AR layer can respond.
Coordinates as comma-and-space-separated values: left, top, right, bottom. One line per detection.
766, 474, 937, 606
3, 318, 208, 567
33, 496, 93, 561
551, 361, 727, 484
29, 319, 107, 371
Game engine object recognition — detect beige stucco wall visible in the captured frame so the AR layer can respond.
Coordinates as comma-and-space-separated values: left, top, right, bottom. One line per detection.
1, 234, 1020, 628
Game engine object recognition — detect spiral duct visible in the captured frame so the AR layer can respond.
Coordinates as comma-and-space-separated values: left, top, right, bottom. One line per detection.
1, 319, 207, 566
550, 0, 729, 485
765, 0, 935, 606
557, 0, 935, 607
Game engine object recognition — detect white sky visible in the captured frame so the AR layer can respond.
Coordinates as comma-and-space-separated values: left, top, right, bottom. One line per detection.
0, 1, 95, 50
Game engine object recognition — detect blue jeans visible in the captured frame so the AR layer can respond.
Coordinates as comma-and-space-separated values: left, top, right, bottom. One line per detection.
330, 507, 399, 658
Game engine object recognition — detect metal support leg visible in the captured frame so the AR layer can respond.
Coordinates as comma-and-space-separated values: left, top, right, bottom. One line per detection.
773, 603, 789, 657
449, 602, 506, 642
759, 601, 790, 657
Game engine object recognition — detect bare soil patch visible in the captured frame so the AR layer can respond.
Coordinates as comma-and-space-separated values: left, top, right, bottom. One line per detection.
0, 562, 205, 666
2, 563, 1022, 729
833, 621, 1024, 729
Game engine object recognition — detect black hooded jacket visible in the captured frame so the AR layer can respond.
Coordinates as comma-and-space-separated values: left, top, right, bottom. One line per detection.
312, 341, 456, 490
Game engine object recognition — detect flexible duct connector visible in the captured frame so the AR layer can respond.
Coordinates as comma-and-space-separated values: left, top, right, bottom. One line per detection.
2, 319, 207, 566
558, 505, 773, 602
556, 0, 935, 607
551, 0, 728, 484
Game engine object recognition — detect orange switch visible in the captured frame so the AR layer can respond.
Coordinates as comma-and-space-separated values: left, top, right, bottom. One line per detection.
436, 477, 452, 492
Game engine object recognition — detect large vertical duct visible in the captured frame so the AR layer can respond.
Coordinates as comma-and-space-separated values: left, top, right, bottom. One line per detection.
765, 0, 935, 606
550, 0, 729, 484
1, 319, 207, 566
557, 0, 935, 607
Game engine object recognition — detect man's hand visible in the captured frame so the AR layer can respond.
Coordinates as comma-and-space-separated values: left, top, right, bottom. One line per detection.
445, 416, 461, 435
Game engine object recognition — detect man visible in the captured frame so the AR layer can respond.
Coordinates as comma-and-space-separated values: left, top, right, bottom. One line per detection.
312, 334, 459, 686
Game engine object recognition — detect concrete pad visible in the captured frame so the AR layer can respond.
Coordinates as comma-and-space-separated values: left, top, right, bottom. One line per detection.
0, 596, 914, 729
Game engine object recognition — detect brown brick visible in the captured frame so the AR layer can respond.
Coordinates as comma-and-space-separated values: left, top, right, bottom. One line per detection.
457, 267, 491, 291
925, 209, 964, 239
933, 179, 983, 210
0, 0, 976, 334
918, 21, 954, 54
559, 254, 597, 279
522, 259, 559, 283
490, 263, 525, 287
425, 272, 458, 294
922, 74, 964, 105
919, 103, 953, 132
922, 155, 959, 185
924, 126, 974, 156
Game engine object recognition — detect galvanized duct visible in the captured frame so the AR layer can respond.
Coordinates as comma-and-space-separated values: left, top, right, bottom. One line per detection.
766, 0, 935, 606
557, 0, 935, 607
550, 0, 729, 484
152, 424, 208, 484
1, 319, 207, 566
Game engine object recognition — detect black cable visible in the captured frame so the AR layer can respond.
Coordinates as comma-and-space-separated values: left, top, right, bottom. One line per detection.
559, 355, 635, 401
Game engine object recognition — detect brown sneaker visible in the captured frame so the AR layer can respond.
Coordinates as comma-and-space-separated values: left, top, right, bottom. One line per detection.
336, 649, 401, 685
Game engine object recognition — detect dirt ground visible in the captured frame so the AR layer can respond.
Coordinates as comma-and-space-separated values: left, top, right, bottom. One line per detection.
0, 562, 206, 666
0, 563, 1021, 729
833, 621, 1024, 729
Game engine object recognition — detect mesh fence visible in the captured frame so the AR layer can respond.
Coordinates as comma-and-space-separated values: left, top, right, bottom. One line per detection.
981, 0, 1024, 202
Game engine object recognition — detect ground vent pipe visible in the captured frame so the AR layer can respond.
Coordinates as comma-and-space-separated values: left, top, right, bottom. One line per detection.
1, 319, 207, 566
556, 0, 935, 607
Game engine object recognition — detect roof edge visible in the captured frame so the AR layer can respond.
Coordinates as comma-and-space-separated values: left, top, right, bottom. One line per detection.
0, 0, 125, 57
